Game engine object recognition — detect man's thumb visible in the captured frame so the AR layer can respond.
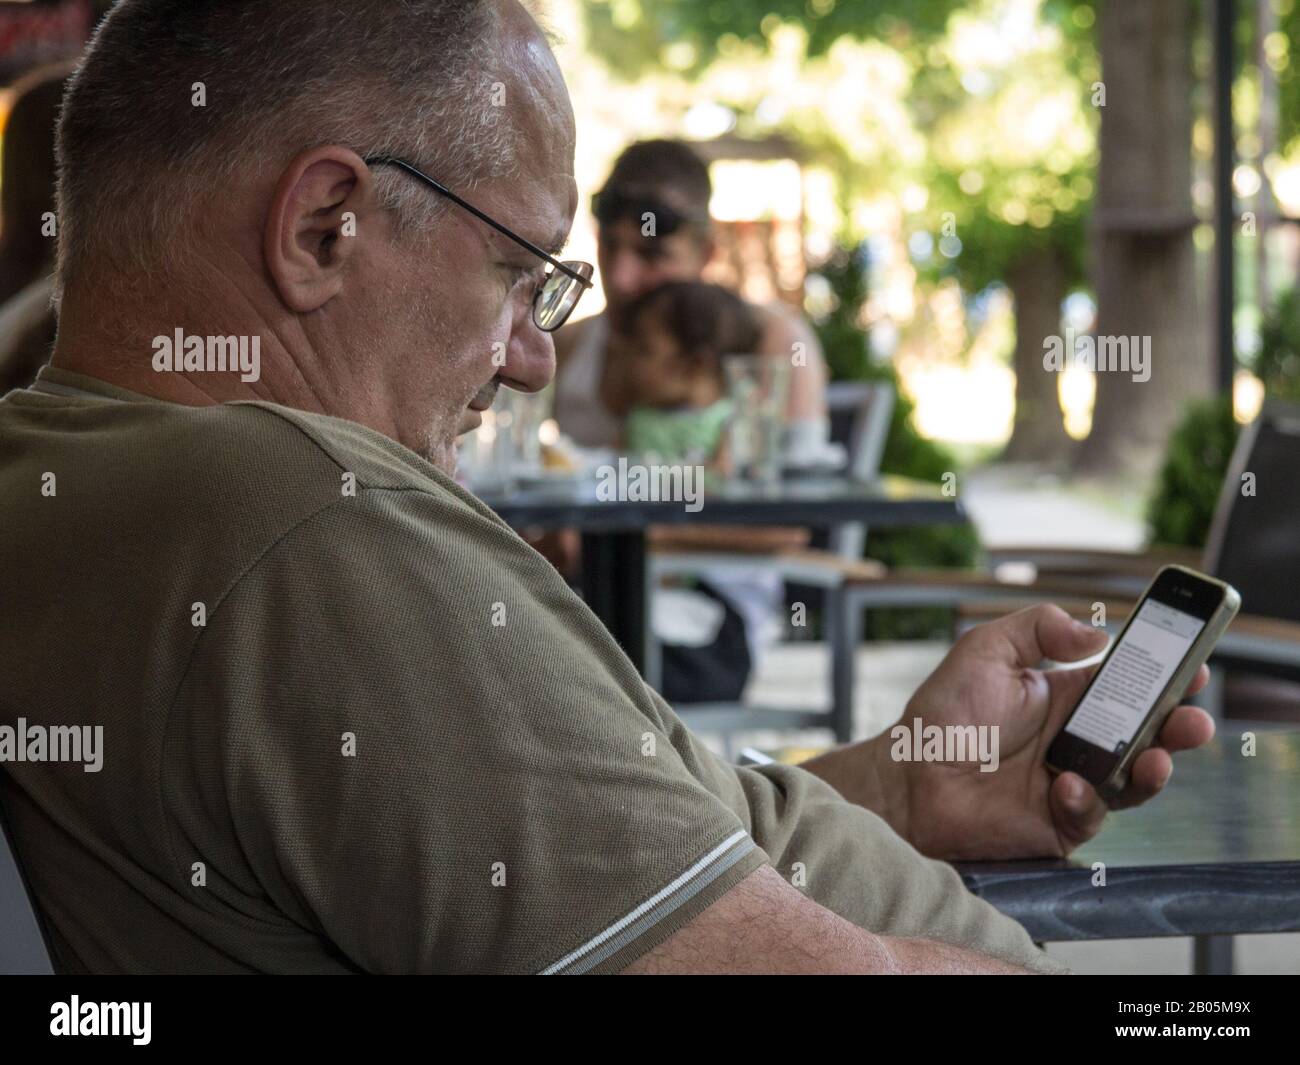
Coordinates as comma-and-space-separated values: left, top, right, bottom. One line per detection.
983, 603, 1108, 667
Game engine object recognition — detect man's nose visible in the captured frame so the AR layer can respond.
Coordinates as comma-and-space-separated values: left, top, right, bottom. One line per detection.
498, 318, 555, 395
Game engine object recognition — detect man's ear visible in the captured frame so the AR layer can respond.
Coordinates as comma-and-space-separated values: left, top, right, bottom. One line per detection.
264, 147, 375, 314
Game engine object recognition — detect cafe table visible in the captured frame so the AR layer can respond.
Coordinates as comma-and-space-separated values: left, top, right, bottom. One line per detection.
957, 730, 1300, 974
476, 472, 966, 675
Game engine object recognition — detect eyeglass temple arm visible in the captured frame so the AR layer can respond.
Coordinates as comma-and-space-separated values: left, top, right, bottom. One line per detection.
364, 155, 592, 288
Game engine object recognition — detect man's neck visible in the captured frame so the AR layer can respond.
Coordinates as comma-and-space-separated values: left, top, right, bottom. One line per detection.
52, 337, 330, 414
48, 271, 414, 467
51, 287, 329, 415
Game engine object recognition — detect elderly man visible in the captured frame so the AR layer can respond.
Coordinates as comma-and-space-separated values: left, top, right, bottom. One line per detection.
0, 0, 1212, 974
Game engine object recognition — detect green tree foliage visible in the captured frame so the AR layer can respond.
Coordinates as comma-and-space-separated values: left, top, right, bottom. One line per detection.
909, 2, 1098, 295
1259, 0, 1300, 151
580, 0, 959, 77
582, 0, 1100, 296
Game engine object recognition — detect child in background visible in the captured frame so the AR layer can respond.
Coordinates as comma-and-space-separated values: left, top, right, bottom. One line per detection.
623, 281, 763, 465
623, 281, 772, 705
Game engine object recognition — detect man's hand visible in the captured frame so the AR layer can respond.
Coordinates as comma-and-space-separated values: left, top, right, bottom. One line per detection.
802, 603, 1214, 861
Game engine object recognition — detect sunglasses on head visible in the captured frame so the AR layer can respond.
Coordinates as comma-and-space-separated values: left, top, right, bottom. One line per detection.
591, 187, 703, 237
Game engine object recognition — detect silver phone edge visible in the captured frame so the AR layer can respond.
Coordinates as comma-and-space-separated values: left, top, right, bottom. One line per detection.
1048, 564, 1241, 800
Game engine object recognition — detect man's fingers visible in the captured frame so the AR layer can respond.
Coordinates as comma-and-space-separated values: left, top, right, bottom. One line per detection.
1050, 771, 1108, 849
1157, 703, 1216, 752
1111, 706, 1214, 809
1110, 746, 1175, 810
1183, 664, 1211, 698
976, 603, 1108, 670
1083, 707, 1213, 811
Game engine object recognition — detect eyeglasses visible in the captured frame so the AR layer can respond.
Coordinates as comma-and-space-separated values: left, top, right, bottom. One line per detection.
364, 155, 594, 332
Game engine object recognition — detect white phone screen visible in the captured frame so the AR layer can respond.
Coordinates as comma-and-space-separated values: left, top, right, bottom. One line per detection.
1064, 599, 1206, 753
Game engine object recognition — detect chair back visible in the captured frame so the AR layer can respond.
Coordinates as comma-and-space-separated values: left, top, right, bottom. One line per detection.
825, 380, 895, 559
1203, 399, 1300, 624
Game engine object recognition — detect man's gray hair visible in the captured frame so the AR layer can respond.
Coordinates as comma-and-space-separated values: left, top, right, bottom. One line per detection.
54, 0, 517, 302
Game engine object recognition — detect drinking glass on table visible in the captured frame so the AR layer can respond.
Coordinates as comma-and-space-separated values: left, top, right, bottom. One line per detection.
459, 388, 544, 491
723, 354, 790, 487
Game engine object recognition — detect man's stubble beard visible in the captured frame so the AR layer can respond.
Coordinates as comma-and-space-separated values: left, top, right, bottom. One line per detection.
384, 270, 478, 476
419, 422, 458, 475
406, 369, 469, 476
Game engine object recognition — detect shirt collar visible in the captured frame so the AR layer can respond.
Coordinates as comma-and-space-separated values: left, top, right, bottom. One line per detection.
29, 365, 162, 405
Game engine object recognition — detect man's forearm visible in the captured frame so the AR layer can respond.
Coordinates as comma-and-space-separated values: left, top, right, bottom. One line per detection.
715, 753, 1067, 972
622, 866, 1035, 974
799, 733, 911, 841
883, 935, 1034, 974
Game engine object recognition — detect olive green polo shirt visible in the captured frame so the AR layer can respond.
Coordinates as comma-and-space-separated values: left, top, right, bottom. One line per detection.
0, 365, 1063, 973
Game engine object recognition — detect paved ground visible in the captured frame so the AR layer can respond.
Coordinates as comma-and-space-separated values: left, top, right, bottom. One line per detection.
960, 463, 1147, 550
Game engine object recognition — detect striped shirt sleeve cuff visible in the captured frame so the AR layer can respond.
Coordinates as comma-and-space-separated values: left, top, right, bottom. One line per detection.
540, 831, 764, 975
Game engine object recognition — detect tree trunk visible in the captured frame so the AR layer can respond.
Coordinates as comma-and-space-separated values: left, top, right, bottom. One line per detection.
1002, 247, 1074, 464
1074, 0, 1210, 480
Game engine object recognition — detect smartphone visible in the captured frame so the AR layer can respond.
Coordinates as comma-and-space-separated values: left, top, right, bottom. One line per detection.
1046, 565, 1239, 799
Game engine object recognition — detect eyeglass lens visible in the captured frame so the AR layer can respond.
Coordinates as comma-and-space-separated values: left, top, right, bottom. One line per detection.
533, 262, 592, 331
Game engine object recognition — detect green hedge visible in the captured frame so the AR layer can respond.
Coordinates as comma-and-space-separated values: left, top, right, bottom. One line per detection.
1145, 285, 1300, 550
1145, 396, 1239, 549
